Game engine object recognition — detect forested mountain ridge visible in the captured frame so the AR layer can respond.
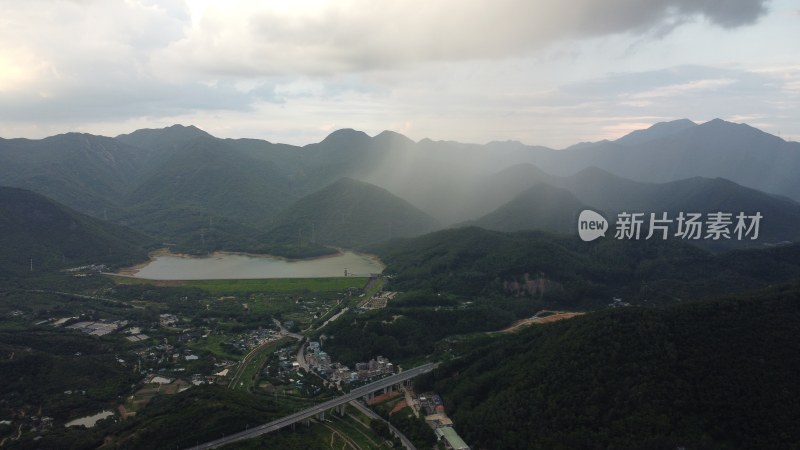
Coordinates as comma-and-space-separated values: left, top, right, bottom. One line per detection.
372, 226, 800, 305
419, 283, 800, 449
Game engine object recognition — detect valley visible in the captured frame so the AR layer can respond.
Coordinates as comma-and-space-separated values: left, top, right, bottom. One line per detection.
2, 120, 800, 449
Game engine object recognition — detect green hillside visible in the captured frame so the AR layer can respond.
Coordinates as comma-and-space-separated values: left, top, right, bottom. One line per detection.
421, 285, 800, 449
0, 187, 151, 277
320, 227, 800, 365
263, 178, 440, 249
373, 226, 800, 304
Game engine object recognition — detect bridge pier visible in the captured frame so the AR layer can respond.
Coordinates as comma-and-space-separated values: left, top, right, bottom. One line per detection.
317, 410, 325, 421
336, 404, 346, 416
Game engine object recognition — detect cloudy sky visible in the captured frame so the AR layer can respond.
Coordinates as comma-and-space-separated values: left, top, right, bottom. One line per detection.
0, 0, 797, 147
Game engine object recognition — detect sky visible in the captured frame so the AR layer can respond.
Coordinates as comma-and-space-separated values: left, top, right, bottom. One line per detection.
0, 0, 798, 148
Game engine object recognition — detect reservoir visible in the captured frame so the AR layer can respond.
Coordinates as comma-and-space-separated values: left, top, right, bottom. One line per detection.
126, 251, 384, 280
65, 410, 113, 428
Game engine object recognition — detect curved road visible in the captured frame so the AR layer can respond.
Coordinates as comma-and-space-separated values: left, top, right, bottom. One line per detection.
349, 400, 417, 450
272, 318, 303, 340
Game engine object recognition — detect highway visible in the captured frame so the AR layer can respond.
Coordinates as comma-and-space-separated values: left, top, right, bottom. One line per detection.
185, 362, 437, 449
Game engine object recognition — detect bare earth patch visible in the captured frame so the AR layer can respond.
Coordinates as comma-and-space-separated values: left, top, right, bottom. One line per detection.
500, 311, 585, 333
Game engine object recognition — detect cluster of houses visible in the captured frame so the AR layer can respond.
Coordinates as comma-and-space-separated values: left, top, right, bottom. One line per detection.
358, 291, 398, 310
305, 341, 395, 386
62, 264, 108, 277
608, 297, 631, 308
66, 319, 126, 336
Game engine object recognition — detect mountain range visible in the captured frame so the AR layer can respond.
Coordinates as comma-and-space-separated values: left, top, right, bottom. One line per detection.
1, 118, 799, 255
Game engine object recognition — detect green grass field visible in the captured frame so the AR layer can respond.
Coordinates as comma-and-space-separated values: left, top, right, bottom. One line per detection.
188, 334, 243, 360
363, 276, 387, 299
111, 276, 368, 294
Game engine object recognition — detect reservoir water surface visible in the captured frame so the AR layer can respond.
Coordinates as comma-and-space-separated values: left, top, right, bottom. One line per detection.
127, 251, 383, 280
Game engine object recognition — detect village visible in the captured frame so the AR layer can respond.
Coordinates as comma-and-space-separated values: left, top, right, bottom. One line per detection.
3, 278, 475, 449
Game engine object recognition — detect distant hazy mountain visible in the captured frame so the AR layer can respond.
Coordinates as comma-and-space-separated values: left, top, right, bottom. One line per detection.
264, 178, 440, 248
468, 184, 586, 233
470, 165, 800, 249
563, 166, 800, 231
116, 123, 213, 152
358, 134, 556, 225
466, 163, 559, 219
2, 119, 798, 254
614, 118, 698, 146
352, 118, 800, 225
0, 187, 150, 276
529, 118, 800, 201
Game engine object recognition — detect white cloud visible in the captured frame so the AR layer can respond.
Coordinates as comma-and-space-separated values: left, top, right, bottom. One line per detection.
630, 78, 738, 99
149, 0, 770, 78
1, 0, 798, 147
